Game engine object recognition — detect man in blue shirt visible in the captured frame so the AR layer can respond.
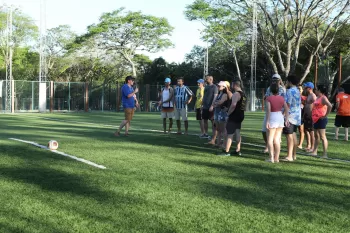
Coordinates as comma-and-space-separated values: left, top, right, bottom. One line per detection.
115, 76, 139, 136
282, 74, 301, 161
174, 77, 193, 135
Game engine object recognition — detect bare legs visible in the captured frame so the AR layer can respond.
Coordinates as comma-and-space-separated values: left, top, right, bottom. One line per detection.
335, 127, 348, 141
225, 129, 241, 153
285, 133, 298, 161
199, 119, 204, 135
208, 121, 219, 145
266, 128, 283, 163
115, 120, 130, 136
298, 124, 305, 149
310, 129, 328, 158
262, 131, 268, 153
163, 118, 173, 133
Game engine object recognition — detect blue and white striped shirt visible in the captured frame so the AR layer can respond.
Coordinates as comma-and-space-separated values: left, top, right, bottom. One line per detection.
175, 85, 193, 109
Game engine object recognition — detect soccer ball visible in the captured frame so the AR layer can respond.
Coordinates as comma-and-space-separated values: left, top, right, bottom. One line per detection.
48, 140, 59, 150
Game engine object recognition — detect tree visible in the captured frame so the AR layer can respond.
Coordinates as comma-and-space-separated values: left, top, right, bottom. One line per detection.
186, 0, 350, 83
75, 8, 174, 78
0, 8, 38, 77
45, 25, 77, 80
185, 0, 245, 82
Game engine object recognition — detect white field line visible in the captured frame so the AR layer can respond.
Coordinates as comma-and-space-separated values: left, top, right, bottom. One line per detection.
31, 117, 350, 163
9, 138, 107, 169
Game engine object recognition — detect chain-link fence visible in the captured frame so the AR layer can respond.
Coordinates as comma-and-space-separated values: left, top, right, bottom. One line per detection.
0, 80, 267, 113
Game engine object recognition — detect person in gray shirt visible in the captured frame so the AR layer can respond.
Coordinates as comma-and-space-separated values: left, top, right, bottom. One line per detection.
201, 75, 218, 138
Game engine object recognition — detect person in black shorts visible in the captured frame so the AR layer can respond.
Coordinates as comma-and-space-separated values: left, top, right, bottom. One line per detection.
201, 75, 218, 138
195, 79, 205, 136
218, 80, 246, 156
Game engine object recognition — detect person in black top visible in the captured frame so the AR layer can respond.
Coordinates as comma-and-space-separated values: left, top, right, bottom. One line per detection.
218, 80, 246, 156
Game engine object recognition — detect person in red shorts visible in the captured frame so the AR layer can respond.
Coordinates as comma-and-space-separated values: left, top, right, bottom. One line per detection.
334, 87, 350, 141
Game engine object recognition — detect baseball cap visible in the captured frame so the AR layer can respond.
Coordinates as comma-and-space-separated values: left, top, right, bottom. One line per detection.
303, 82, 314, 89
164, 77, 171, 83
197, 79, 204, 84
272, 74, 281, 80
218, 81, 227, 87
125, 76, 135, 82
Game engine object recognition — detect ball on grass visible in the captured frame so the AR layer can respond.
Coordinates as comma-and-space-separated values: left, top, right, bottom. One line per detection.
48, 140, 59, 150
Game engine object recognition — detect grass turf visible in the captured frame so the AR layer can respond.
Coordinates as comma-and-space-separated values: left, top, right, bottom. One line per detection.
0, 112, 349, 232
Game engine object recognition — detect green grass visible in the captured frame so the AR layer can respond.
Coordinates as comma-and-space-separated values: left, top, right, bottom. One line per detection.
0, 112, 349, 233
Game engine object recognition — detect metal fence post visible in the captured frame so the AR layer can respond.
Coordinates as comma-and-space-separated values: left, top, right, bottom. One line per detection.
85, 82, 89, 112
116, 82, 120, 112
145, 84, 150, 112
50, 81, 53, 113
11, 80, 14, 113
102, 83, 104, 112
68, 82, 71, 112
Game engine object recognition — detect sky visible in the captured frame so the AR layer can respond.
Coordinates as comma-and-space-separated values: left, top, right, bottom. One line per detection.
7, 0, 205, 63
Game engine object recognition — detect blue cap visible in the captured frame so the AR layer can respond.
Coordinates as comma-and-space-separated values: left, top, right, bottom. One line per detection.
303, 82, 314, 89
164, 77, 171, 83
197, 79, 204, 84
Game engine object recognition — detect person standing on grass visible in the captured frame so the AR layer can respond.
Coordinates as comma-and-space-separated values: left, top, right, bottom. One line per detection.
158, 77, 175, 134
303, 82, 317, 152
265, 83, 290, 163
115, 76, 139, 137
261, 74, 286, 153
298, 85, 306, 149
195, 79, 205, 136
309, 85, 332, 158
208, 81, 229, 147
201, 75, 218, 139
282, 75, 301, 162
334, 87, 350, 141
174, 77, 193, 135
219, 80, 246, 156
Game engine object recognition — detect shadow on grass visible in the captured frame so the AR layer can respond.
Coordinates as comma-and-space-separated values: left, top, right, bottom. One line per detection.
0, 144, 177, 232
174, 158, 350, 220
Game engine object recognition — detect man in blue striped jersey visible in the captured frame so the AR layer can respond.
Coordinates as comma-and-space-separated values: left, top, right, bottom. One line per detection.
174, 77, 193, 135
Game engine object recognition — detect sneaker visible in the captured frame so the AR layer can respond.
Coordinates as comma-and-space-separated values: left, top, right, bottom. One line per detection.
200, 134, 209, 138
217, 150, 231, 156
233, 151, 242, 156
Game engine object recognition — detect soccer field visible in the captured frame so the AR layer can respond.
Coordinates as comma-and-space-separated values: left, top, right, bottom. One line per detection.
0, 112, 349, 232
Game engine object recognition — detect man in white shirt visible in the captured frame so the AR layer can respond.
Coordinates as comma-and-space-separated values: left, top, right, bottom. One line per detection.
158, 77, 175, 133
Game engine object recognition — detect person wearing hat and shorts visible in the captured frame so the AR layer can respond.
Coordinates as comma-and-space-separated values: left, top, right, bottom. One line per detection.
303, 82, 316, 152
335, 87, 350, 141
195, 79, 205, 136
174, 77, 193, 135
159, 77, 175, 133
115, 76, 139, 136
261, 74, 286, 153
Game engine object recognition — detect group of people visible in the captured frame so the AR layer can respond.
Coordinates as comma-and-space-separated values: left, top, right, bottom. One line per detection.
157, 75, 246, 156
114, 74, 350, 162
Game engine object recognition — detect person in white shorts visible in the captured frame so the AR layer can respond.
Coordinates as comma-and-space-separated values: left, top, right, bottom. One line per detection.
159, 77, 175, 133
265, 83, 290, 163
262, 74, 286, 153
174, 77, 193, 135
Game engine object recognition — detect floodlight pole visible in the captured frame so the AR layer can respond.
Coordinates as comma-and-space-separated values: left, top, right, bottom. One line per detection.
250, 0, 258, 112
5, 5, 14, 113
39, 0, 47, 82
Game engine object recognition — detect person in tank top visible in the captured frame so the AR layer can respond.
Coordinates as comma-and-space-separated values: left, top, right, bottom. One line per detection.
309, 85, 332, 158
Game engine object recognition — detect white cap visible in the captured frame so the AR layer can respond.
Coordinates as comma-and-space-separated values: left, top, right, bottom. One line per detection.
272, 74, 281, 80
218, 81, 227, 87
